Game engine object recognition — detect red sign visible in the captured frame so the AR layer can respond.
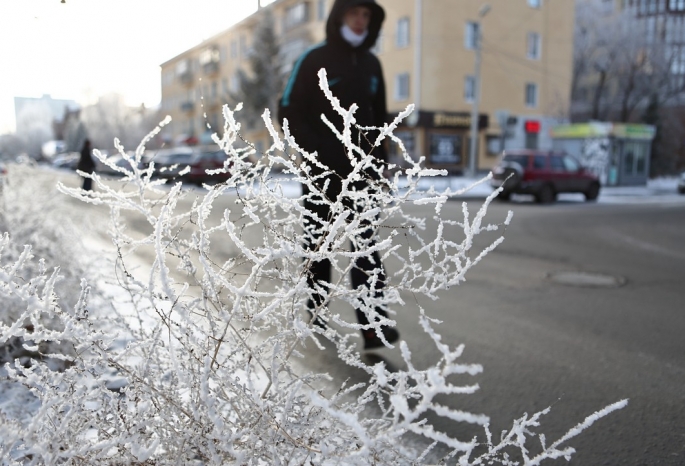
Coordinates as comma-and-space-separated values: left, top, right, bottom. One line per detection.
525, 120, 541, 133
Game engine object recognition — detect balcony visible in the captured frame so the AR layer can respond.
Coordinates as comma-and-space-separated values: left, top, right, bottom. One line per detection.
202, 61, 220, 76
178, 71, 194, 85
200, 47, 221, 76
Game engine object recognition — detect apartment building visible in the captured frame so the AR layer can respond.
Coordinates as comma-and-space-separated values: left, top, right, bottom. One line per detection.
160, 0, 574, 172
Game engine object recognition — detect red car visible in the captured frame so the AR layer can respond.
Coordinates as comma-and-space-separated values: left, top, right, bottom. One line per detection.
491, 150, 601, 203
185, 146, 232, 185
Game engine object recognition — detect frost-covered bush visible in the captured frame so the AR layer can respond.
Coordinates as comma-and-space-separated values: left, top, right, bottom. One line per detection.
0, 69, 627, 465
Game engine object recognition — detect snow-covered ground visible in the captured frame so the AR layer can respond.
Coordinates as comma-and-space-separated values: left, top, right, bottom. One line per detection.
0, 162, 659, 463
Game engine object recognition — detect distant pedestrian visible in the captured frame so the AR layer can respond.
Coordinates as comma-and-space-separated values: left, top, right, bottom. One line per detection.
77, 138, 95, 191
278, 0, 398, 349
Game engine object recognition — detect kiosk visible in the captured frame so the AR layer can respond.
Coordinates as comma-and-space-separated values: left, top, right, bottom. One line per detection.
551, 122, 655, 186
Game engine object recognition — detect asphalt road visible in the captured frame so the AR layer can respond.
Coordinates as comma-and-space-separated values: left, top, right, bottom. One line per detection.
370, 199, 685, 464
46, 166, 685, 464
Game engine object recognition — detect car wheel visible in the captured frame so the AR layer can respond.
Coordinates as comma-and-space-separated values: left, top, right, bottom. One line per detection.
501, 165, 522, 191
584, 182, 600, 201
496, 190, 511, 201
536, 184, 556, 204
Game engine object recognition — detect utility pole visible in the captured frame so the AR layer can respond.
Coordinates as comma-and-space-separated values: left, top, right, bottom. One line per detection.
467, 4, 490, 178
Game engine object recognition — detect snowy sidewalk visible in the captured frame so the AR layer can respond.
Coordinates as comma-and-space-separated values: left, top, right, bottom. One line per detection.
413, 174, 683, 201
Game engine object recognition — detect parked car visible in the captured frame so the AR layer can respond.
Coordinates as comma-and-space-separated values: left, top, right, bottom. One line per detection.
51, 152, 80, 170
146, 147, 196, 181
678, 171, 685, 194
145, 145, 230, 185
97, 152, 144, 177
185, 146, 231, 185
490, 150, 601, 203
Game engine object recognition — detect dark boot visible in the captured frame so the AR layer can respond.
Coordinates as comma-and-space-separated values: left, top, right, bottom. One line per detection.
362, 326, 399, 349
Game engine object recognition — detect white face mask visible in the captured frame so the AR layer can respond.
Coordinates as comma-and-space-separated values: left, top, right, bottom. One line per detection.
340, 24, 368, 47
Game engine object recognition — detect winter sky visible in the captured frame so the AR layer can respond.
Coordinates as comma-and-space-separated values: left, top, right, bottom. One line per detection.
0, 0, 272, 134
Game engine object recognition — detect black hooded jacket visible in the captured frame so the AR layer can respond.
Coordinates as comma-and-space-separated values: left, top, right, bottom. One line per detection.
278, 0, 387, 197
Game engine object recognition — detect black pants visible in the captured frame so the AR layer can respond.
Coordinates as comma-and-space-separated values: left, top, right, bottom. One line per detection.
303, 189, 387, 326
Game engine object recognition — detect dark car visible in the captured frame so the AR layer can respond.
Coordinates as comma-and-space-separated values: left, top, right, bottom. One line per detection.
145, 146, 230, 185
491, 150, 601, 203
147, 147, 195, 180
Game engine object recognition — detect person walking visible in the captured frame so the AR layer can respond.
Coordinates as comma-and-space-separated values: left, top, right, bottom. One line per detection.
278, 0, 398, 349
77, 138, 95, 191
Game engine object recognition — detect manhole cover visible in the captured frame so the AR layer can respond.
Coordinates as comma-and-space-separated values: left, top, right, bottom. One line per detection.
547, 271, 626, 288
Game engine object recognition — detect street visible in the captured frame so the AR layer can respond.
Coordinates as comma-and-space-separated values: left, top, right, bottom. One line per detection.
297, 197, 685, 464
49, 166, 685, 464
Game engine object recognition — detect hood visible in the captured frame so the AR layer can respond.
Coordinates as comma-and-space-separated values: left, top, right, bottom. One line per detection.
326, 0, 385, 50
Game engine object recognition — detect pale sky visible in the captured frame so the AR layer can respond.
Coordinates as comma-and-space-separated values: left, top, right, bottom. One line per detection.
0, 0, 264, 134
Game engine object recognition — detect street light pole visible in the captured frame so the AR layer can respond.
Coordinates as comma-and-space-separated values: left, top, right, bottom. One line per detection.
467, 4, 490, 178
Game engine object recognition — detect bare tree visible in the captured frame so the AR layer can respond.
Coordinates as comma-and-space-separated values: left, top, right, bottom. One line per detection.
572, 1, 682, 122
229, 10, 284, 130
80, 94, 161, 152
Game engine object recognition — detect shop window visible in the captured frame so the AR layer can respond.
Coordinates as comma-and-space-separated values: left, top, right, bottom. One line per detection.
623, 142, 648, 176
429, 133, 463, 165
388, 130, 416, 163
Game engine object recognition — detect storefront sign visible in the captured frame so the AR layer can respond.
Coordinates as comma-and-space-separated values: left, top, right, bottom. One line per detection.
406, 111, 488, 130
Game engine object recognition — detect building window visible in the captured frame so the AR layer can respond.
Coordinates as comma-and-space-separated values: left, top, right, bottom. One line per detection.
284, 2, 309, 30
528, 0, 541, 8
240, 35, 248, 58
372, 31, 383, 54
527, 32, 541, 59
280, 38, 309, 73
395, 73, 410, 100
396, 17, 410, 48
317, 0, 326, 21
230, 72, 241, 94
525, 82, 538, 107
465, 22, 479, 49
464, 75, 476, 102
670, 0, 685, 10
670, 47, 685, 73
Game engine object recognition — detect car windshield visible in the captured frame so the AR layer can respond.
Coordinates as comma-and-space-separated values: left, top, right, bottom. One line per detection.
192, 150, 225, 162
157, 152, 193, 164
502, 154, 528, 168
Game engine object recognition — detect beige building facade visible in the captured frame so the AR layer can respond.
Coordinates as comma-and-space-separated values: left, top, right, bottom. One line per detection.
160, 0, 574, 172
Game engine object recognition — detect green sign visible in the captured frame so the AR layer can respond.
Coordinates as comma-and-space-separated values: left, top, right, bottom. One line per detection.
551, 123, 655, 140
